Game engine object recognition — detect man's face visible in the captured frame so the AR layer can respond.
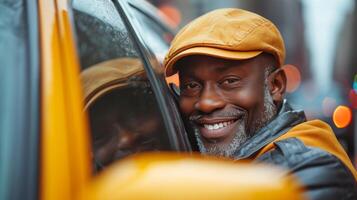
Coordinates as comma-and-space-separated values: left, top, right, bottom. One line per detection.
178, 54, 278, 157
91, 113, 161, 167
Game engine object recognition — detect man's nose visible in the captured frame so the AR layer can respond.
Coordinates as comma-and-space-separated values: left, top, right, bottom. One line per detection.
195, 84, 225, 113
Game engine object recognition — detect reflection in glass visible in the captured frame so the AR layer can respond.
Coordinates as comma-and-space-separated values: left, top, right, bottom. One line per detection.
72, 0, 172, 173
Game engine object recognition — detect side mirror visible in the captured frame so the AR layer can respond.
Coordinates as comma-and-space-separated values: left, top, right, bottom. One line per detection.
80, 153, 305, 200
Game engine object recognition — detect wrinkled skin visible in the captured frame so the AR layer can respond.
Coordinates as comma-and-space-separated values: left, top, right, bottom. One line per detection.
177, 54, 287, 157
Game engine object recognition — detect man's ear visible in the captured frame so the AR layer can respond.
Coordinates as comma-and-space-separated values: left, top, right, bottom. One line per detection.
268, 66, 287, 103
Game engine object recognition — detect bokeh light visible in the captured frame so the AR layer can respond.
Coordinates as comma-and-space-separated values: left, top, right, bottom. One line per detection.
158, 4, 182, 28
353, 74, 357, 92
163, 32, 174, 44
333, 105, 352, 128
322, 97, 337, 117
349, 89, 357, 109
283, 64, 301, 93
301, 81, 318, 102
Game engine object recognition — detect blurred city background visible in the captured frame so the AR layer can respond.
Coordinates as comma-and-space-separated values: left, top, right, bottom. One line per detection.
147, 0, 357, 163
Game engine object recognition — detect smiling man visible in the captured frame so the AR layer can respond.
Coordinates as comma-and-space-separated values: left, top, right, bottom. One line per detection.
176, 54, 278, 157
164, 8, 357, 199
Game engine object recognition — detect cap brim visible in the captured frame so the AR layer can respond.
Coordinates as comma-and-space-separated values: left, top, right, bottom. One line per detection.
84, 83, 128, 111
165, 47, 263, 76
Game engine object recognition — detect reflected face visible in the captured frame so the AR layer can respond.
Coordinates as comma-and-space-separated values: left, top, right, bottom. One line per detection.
178, 55, 278, 157
89, 94, 163, 170
92, 116, 160, 167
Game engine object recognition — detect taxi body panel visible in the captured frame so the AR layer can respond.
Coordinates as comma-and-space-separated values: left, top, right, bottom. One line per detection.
39, 0, 90, 199
82, 153, 306, 200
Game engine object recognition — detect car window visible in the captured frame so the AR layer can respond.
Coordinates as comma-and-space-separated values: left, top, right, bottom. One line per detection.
129, 6, 174, 63
127, 5, 181, 86
73, 0, 139, 70
72, 0, 172, 173
122, 1, 195, 152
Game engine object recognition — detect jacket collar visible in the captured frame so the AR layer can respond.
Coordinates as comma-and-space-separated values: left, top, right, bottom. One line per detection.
233, 99, 306, 160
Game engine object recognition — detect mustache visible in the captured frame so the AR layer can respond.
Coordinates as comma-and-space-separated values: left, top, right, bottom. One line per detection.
188, 106, 248, 122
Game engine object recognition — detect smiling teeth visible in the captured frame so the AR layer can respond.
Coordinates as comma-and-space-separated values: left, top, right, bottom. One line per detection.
204, 121, 233, 130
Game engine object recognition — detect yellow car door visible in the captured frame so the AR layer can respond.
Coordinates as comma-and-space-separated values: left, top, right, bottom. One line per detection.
39, 0, 91, 199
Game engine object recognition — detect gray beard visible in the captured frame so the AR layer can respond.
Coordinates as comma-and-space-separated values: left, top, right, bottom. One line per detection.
193, 75, 277, 158
193, 117, 248, 158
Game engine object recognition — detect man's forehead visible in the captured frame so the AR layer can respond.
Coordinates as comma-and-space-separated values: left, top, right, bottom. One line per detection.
177, 55, 239, 73
177, 54, 275, 76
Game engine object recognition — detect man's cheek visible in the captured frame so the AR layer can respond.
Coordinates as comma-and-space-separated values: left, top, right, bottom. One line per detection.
227, 88, 261, 108
179, 97, 195, 116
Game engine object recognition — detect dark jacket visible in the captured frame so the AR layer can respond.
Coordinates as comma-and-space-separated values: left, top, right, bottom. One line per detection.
233, 100, 357, 200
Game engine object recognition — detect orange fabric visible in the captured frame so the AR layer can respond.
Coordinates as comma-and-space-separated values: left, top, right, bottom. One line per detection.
164, 8, 285, 76
252, 119, 357, 181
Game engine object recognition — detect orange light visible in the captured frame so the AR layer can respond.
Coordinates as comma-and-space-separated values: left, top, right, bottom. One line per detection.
158, 4, 182, 28
283, 64, 301, 93
333, 105, 352, 128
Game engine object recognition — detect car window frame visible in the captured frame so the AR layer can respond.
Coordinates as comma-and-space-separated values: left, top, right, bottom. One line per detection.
112, 0, 192, 152
128, 0, 176, 37
128, 1, 175, 63
0, 0, 40, 199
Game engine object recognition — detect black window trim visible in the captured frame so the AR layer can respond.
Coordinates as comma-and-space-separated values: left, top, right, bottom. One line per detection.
112, 0, 192, 152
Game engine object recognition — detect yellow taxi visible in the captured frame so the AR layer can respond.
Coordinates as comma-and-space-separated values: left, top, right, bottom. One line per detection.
0, 0, 305, 199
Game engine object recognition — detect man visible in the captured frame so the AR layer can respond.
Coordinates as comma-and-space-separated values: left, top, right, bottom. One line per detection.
81, 58, 169, 172
164, 8, 357, 199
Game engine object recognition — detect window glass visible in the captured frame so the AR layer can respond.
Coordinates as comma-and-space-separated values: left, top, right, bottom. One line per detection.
72, 0, 171, 173
129, 7, 181, 86
130, 6, 174, 63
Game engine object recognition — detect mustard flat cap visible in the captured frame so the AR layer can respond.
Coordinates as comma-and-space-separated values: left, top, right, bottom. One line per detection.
164, 8, 286, 76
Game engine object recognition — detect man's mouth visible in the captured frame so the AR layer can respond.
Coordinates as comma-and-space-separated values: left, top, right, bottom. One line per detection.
203, 120, 235, 130
195, 118, 241, 140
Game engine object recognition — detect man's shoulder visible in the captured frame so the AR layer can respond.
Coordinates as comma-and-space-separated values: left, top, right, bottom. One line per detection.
257, 137, 357, 200
257, 137, 335, 169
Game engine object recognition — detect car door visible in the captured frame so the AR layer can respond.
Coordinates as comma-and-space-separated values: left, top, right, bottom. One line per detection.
71, 0, 193, 168
39, 0, 193, 197
120, 0, 194, 150
38, 0, 92, 199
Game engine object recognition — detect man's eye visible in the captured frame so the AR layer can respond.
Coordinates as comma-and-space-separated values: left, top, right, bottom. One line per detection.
183, 82, 200, 90
180, 81, 201, 96
221, 78, 240, 85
